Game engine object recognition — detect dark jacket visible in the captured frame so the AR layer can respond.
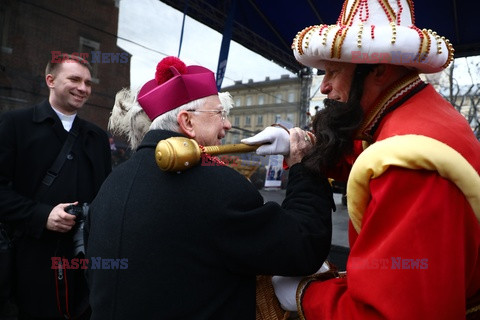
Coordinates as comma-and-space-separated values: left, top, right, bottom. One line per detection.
0, 100, 111, 318
85, 129, 333, 320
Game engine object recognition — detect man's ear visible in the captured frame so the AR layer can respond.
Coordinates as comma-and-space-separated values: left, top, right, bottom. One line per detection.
372, 64, 388, 83
177, 110, 196, 139
45, 74, 55, 89
372, 64, 410, 87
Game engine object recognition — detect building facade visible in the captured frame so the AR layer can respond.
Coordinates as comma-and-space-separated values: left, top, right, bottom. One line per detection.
222, 74, 308, 144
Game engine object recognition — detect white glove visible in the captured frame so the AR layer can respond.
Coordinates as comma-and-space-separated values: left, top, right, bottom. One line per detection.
272, 262, 331, 311
241, 126, 290, 155
272, 275, 302, 311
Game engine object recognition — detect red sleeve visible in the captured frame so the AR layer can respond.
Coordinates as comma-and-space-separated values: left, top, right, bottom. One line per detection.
300, 167, 480, 319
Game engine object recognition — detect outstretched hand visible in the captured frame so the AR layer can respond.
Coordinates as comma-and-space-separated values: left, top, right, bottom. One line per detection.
241, 126, 290, 156
284, 128, 315, 167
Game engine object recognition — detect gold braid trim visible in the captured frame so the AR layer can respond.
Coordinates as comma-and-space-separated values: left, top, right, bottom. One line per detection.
467, 304, 480, 316
342, 0, 361, 26
466, 289, 480, 318
441, 38, 455, 69
347, 134, 480, 233
331, 26, 348, 59
296, 269, 345, 320
406, 0, 415, 24
296, 277, 313, 320
356, 73, 421, 142
378, 0, 396, 23
419, 29, 431, 62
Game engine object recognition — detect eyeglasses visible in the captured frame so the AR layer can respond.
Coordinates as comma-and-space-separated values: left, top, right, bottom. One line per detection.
187, 109, 228, 121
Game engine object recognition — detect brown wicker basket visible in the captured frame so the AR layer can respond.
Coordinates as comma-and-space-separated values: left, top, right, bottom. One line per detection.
255, 275, 291, 320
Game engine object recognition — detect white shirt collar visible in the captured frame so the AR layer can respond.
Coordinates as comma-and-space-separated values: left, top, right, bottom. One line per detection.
50, 106, 77, 132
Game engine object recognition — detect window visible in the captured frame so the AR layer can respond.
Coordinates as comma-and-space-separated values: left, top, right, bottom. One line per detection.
258, 95, 264, 105
79, 37, 100, 83
234, 116, 240, 126
275, 94, 283, 104
275, 114, 282, 122
288, 92, 295, 102
245, 116, 251, 126
235, 98, 242, 107
246, 96, 252, 106
257, 115, 263, 126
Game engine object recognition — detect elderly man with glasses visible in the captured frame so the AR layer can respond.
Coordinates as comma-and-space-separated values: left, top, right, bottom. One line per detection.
84, 56, 334, 320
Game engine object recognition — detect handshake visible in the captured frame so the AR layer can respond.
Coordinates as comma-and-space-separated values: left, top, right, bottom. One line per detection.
241, 125, 314, 156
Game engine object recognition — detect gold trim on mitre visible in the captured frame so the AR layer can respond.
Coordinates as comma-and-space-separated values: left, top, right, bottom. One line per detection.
292, 0, 455, 74
347, 135, 480, 233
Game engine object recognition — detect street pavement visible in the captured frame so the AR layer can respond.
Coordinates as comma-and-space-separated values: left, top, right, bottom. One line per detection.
259, 188, 350, 269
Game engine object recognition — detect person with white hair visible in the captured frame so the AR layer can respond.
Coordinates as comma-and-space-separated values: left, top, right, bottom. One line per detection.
84, 56, 334, 319
107, 87, 235, 152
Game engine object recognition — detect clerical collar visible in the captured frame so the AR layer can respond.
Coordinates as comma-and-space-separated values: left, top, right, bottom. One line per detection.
51, 106, 77, 132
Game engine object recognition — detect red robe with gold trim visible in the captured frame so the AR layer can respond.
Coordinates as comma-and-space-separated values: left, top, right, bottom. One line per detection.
300, 83, 480, 319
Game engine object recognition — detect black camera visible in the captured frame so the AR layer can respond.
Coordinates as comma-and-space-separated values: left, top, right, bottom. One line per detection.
65, 203, 89, 257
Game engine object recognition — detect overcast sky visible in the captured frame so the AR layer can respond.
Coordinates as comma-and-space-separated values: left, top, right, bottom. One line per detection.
117, 0, 295, 91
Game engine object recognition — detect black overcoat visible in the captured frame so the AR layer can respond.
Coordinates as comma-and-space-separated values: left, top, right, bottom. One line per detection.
86, 129, 333, 319
0, 100, 111, 317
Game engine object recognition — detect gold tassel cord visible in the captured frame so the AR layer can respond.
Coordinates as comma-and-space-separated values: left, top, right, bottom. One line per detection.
155, 136, 260, 172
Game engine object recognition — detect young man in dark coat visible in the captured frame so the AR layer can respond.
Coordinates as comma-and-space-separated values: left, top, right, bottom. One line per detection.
84, 56, 334, 319
0, 54, 112, 319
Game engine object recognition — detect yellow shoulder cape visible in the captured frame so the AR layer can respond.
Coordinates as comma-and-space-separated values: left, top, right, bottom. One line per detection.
347, 134, 480, 233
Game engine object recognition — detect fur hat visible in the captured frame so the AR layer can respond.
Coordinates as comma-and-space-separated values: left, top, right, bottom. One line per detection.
292, 0, 454, 73
109, 88, 151, 150
137, 56, 218, 120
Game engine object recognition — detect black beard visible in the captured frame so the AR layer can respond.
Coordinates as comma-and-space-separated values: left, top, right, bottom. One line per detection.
302, 98, 363, 176
302, 64, 376, 177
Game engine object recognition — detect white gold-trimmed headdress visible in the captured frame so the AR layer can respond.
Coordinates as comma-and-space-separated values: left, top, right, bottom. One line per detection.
292, 0, 454, 73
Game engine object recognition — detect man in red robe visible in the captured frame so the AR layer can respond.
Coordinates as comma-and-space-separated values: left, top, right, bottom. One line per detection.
263, 0, 480, 318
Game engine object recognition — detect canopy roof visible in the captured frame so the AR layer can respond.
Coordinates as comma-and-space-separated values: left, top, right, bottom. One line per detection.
160, 0, 480, 74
